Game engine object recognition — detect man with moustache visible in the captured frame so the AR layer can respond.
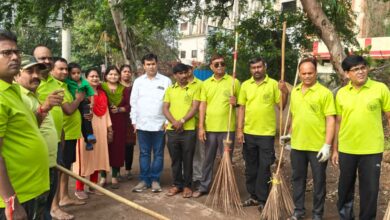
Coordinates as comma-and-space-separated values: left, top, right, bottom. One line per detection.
192, 54, 240, 198
34, 46, 76, 220
163, 63, 200, 198
0, 29, 49, 220
237, 57, 288, 210
15, 55, 64, 220
282, 57, 335, 220
332, 55, 390, 220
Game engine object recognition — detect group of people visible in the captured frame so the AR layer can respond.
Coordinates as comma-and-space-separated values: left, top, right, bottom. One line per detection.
0, 27, 388, 220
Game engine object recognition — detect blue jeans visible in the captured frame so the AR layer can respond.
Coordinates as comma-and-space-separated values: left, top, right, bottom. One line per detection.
137, 130, 165, 186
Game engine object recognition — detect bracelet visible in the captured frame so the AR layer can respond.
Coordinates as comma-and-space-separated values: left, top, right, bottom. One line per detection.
4, 194, 16, 215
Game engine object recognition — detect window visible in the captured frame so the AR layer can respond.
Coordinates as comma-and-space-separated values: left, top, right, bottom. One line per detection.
191, 50, 197, 58
281, 0, 296, 12
180, 51, 186, 58
180, 22, 188, 31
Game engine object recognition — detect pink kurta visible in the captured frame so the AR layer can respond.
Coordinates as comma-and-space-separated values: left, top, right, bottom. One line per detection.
73, 107, 112, 176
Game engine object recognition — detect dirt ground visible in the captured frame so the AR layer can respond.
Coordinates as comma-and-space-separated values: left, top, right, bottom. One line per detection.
63, 144, 390, 220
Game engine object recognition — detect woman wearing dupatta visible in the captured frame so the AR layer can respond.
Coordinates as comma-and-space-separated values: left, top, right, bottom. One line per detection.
73, 69, 112, 199
101, 66, 130, 189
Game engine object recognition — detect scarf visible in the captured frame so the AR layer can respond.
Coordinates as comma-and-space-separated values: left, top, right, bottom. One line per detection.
101, 82, 124, 106
93, 87, 108, 116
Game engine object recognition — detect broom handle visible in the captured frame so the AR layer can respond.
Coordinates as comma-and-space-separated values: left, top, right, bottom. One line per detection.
276, 21, 287, 175
283, 58, 300, 136
225, 31, 239, 142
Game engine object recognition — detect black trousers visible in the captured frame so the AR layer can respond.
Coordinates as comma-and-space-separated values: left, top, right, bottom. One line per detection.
290, 149, 327, 217
167, 130, 196, 188
79, 99, 93, 141
125, 143, 134, 171
337, 152, 382, 220
242, 134, 275, 204
0, 192, 48, 220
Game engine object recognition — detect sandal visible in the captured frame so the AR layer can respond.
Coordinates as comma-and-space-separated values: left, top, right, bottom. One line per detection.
182, 187, 192, 198
242, 198, 259, 207
166, 186, 182, 196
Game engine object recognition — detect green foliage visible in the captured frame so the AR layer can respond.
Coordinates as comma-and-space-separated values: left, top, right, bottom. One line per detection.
206, 4, 313, 83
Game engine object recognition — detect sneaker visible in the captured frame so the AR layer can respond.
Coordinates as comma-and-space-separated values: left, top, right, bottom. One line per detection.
74, 190, 88, 200
87, 134, 97, 144
151, 181, 162, 193
132, 181, 147, 193
242, 197, 259, 207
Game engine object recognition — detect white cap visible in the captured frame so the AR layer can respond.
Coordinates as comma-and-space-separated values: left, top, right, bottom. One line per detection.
181, 59, 193, 67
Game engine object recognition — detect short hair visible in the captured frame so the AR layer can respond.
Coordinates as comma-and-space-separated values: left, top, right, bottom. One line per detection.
53, 57, 68, 65
248, 57, 266, 67
85, 68, 101, 79
341, 55, 368, 71
120, 64, 132, 73
0, 29, 17, 43
298, 57, 317, 70
141, 53, 158, 64
104, 65, 120, 78
209, 54, 224, 65
68, 62, 81, 72
32, 45, 50, 56
172, 63, 189, 74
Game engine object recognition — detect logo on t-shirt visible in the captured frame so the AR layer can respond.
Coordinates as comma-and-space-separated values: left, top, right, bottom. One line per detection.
367, 100, 379, 111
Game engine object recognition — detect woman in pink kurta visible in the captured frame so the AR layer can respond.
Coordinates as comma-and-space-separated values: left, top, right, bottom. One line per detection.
73, 69, 112, 199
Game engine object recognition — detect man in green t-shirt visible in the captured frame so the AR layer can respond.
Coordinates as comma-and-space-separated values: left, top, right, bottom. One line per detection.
282, 57, 336, 220
193, 54, 240, 198
237, 57, 288, 210
332, 55, 390, 220
0, 29, 49, 220
163, 63, 200, 198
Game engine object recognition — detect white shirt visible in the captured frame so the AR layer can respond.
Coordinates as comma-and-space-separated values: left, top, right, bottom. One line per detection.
130, 72, 172, 131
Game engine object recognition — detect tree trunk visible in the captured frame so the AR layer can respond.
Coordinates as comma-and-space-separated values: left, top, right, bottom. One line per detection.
108, 0, 137, 67
300, 0, 347, 83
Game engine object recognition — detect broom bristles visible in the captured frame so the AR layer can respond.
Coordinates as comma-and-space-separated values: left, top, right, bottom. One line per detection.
259, 171, 294, 220
205, 147, 244, 215
385, 201, 390, 220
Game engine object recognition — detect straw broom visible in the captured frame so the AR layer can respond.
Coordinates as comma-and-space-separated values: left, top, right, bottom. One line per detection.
259, 21, 294, 220
385, 201, 390, 220
205, 0, 243, 215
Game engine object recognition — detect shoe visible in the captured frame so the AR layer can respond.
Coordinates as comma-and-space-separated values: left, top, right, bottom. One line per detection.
126, 171, 133, 180
133, 181, 147, 192
257, 203, 265, 213
88, 187, 103, 195
242, 197, 259, 207
182, 187, 192, 198
110, 177, 120, 189
74, 190, 88, 200
192, 190, 207, 198
287, 212, 305, 220
151, 181, 162, 193
86, 142, 94, 151
98, 177, 107, 187
166, 186, 182, 196
312, 215, 322, 220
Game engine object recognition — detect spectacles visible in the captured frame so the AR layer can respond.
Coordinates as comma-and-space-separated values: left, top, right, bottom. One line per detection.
36, 56, 53, 62
213, 62, 225, 68
349, 65, 367, 73
0, 49, 21, 57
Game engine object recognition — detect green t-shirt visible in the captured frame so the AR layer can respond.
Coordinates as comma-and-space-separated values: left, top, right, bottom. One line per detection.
0, 81, 49, 207
65, 77, 95, 99
238, 75, 280, 136
37, 75, 64, 140
336, 79, 390, 154
290, 82, 336, 151
20, 86, 58, 168
62, 84, 82, 140
200, 74, 240, 132
163, 82, 200, 130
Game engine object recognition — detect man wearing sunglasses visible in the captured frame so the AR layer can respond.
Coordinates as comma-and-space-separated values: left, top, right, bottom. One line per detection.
332, 55, 390, 220
193, 54, 240, 198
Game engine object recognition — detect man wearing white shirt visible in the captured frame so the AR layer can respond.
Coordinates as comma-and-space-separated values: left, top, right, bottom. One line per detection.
130, 53, 171, 193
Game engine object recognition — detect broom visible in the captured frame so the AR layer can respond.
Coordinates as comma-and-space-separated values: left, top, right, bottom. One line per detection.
205, 0, 243, 215
259, 21, 294, 220
385, 201, 390, 220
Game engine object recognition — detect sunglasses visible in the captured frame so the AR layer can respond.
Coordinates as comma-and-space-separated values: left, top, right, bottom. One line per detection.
349, 65, 367, 73
213, 62, 226, 68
